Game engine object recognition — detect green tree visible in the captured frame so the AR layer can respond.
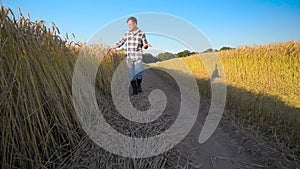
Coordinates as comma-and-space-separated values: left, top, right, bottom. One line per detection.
143, 53, 161, 63
157, 52, 177, 60
175, 50, 196, 58
202, 48, 214, 53
219, 46, 235, 51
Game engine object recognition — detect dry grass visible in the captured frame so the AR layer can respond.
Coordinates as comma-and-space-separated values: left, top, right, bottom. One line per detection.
1, 4, 299, 168
154, 41, 300, 159
0, 6, 183, 168
1, 5, 79, 168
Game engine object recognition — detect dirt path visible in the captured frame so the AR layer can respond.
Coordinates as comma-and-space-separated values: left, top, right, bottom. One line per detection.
129, 67, 290, 169
70, 65, 297, 169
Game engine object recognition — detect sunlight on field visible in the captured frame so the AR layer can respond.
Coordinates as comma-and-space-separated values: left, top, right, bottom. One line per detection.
152, 41, 300, 108
0, 6, 125, 168
150, 42, 300, 153
1, 3, 300, 168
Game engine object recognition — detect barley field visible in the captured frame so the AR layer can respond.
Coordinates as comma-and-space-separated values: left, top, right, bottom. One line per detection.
0, 6, 180, 168
0, 6, 132, 168
1, 4, 300, 168
154, 41, 300, 156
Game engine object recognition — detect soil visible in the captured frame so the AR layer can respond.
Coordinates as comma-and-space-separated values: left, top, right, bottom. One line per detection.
67, 67, 299, 169
128, 68, 299, 169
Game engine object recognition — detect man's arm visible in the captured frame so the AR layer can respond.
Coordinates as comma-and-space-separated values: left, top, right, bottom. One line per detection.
109, 33, 126, 51
141, 32, 149, 49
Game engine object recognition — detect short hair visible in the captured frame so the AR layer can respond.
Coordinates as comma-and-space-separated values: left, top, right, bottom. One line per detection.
127, 16, 137, 24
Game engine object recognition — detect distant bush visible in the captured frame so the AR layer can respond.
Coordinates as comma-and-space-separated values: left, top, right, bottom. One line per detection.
143, 53, 161, 63
219, 46, 235, 51
175, 50, 197, 58
157, 52, 177, 60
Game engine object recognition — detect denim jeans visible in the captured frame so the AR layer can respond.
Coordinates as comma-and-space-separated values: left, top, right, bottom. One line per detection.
126, 58, 142, 81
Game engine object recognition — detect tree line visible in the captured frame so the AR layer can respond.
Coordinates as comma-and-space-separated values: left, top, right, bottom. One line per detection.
155, 46, 235, 61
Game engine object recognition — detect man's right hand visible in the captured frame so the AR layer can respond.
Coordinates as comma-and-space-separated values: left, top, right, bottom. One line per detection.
108, 45, 117, 52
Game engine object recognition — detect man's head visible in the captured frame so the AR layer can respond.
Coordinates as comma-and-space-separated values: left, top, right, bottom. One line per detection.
127, 16, 137, 31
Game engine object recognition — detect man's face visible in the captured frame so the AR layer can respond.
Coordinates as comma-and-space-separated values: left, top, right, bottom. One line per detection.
128, 20, 137, 31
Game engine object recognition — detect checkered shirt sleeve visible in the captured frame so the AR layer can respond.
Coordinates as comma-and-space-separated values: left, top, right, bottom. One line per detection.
115, 29, 148, 60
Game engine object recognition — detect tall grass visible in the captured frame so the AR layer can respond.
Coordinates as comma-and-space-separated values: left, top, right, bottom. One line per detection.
219, 42, 300, 108
0, 5, 184, 168
0, 5, 118, 168
2, 4, 299, 167
0, 5, 82, 168
181, 42, 300, 157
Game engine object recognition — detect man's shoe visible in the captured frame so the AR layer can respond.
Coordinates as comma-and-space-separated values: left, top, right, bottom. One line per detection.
130, 80, 138, 95
136, 78, 142, 93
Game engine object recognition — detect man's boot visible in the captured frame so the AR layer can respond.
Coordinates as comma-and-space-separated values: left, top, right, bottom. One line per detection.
130, 80, 138, 95
136, 78, 142, 93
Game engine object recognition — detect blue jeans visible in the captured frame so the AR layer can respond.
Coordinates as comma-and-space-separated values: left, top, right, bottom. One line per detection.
126, 58, 142, 81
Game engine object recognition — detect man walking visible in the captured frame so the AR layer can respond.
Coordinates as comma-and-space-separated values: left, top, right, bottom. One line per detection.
109, 16, 150, 95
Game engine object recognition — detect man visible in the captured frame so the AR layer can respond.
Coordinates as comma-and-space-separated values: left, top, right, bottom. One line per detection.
109, 16, 150, 95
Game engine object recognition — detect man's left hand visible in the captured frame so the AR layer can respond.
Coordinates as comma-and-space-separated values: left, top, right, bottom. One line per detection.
143, 44, 151, 49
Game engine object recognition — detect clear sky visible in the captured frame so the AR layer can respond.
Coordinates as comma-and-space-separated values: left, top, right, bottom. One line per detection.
2, 0, 300, 54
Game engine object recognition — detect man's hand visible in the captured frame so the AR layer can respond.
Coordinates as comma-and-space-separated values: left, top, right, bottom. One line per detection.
108, 45, 118, 52
143, 43, 152, 49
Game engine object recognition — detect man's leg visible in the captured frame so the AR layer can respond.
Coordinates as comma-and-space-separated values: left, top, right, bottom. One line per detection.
126, 58, 138, 95
135, 59, 143, 93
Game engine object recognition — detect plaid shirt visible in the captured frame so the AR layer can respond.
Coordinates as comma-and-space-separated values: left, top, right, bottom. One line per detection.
115, 28, 148, 60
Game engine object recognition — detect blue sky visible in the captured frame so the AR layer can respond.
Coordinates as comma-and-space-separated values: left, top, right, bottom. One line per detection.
2, 0, 300, 54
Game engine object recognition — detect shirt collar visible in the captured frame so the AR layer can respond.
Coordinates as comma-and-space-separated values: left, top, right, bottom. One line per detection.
130, 28, 140, 35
